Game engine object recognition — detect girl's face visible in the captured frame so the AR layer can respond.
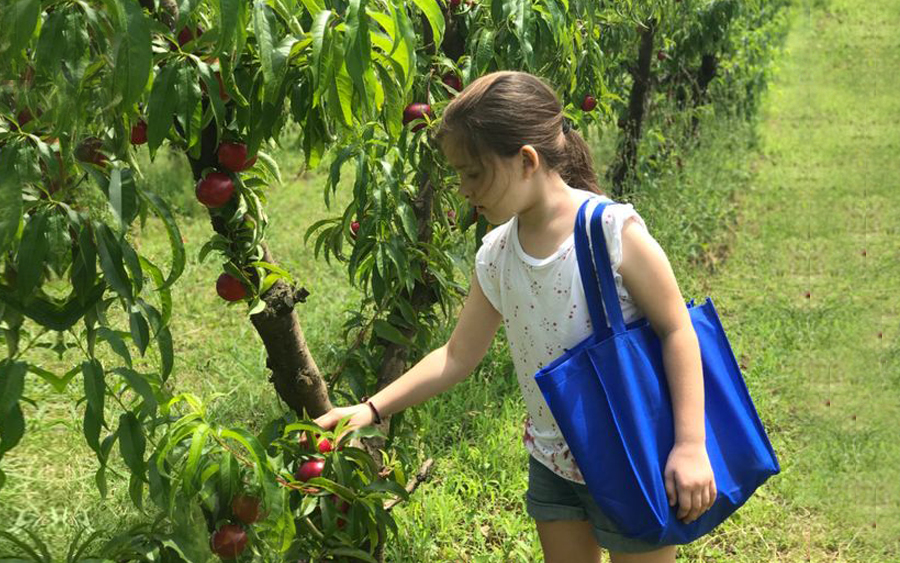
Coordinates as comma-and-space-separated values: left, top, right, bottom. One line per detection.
441, 138, 522, 225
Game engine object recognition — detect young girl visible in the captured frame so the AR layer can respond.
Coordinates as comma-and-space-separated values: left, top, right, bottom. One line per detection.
315, 71, 716, 563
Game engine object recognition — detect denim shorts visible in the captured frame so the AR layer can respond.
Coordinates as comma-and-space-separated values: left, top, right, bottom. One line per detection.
524, 454, 671, 554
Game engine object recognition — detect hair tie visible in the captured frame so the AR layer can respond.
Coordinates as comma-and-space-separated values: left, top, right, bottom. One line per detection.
562, 117, 572, 134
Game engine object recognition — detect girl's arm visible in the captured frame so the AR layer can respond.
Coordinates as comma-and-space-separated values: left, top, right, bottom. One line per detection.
314, 272, 503, 429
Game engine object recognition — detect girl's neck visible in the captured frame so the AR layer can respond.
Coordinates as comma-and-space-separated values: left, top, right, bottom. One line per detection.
516, 176, 577, 235
515, 177, 580, 258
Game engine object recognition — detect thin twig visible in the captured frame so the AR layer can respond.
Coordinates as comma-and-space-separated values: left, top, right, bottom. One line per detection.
384, 458, 433, 511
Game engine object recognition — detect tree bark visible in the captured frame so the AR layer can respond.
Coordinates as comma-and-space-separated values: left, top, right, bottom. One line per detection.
690, 53, 718, 137
187, 121, 332, 418
607, 18, 657, 197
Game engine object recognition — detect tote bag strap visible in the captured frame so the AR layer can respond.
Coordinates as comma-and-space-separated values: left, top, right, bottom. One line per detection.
574, 199, 628, 336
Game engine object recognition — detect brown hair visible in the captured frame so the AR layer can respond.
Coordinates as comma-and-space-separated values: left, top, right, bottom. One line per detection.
433, 70, 605, 195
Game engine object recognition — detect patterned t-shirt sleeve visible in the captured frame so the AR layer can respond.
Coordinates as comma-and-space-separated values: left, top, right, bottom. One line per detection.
474, 232, 502, 314
599, 202, 650, 303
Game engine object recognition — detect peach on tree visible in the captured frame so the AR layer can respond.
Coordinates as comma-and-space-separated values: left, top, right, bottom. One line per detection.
231, 493, 263, 525
217, 142, 257, 172
196, 172, 235, 208
403, 103, 433, 132
210, 524, 248, 559
216, 273, 247, 302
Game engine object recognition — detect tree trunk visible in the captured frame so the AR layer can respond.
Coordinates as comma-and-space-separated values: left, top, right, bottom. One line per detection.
607, 18, 657, 197
187, 122, 332, 418
690, 53, 718, 137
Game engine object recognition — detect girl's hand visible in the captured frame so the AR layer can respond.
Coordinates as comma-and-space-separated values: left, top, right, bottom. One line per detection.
313, 404, 374, 442
664, 442, 717, 525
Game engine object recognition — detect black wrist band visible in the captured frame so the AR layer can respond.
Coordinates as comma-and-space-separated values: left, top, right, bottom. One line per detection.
360, 395, 382, 424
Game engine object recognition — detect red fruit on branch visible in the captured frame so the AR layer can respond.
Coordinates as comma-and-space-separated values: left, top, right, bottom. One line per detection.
231, 494, 263, 525
217, 142, 257, 172
449, 0, 462, 9
196, 172, 235, 208
75, 137, 108, 166
657, 50, 668, 61
16, 109, 33, 127
316, 437, 333, 453
295, 459, 325, 482
210, 524, 248, 559
403, 103, 433, 132
581, 95, 597, 112
131, 120, 148, 145
177, 26, 203, 48
350, 221, 360, 238
442, 72, 463, 93
216, 273, 247, 302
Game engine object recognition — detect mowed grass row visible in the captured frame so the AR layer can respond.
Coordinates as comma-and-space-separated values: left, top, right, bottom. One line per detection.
3, 1, 898, 560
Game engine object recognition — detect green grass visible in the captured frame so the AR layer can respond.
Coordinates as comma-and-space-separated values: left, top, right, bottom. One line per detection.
3, 0, 900, 560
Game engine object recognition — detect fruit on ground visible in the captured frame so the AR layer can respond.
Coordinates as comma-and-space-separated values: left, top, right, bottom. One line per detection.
442, 72, 463, 92
217, 142, 257, 172
402, 103, 433, 132
131, 121, 148, 145
295, 459, 325, 482
231, 494, 263, 525
581, 95, 597, 112
210, 524, 248, 559
216, 273, 247, 302
195, 172, 235, 208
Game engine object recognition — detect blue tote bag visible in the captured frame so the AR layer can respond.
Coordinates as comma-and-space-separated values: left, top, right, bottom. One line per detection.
534, 198, 780, 546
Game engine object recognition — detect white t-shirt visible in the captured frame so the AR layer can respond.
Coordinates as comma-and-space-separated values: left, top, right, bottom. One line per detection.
474, 185, 649, 483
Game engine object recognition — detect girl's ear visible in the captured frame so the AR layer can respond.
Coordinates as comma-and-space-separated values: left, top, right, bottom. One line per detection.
520, 144, 541, 177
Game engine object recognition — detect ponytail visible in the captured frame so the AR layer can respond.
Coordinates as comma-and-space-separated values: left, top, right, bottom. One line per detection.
561, 126, 603, 195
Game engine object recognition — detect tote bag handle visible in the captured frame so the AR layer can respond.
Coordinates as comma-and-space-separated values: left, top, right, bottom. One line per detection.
574, 199, 630, 336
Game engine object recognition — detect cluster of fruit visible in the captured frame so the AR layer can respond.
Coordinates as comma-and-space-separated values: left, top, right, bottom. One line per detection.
209, 493, 264, 559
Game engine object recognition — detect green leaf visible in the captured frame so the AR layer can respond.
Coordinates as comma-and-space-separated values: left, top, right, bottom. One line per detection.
220, 428, 267, 470
28, 363, 79, 394
0, 403, 25, 459
82, 359, 105, 421
299, 0, 325, 17
0, 361, 26, 420
35, 9, 67, 76
118, 411, 146, 477
129, 306, 149, 356
196, 59, 225, 145
97, 327, 132, 368
253, 2, 278, 86
139, 189, 185, 290
310, 9, 334, 104
0, 0, 41, 56
216, 0, 240, 56
83, 402, 103, 457
156, 326, 174, 382
373, 319, 413, 347
113, 0, 152, 109
115, 367, 159, 420
15, 211, 49, 299
0, 145, 23, 256
344, 0, 372, 111
146, 64, 178, 157
411, 0, 444, 51
95, 223, 133, 301
183, 423, 211, 493
128, 471, 144, 510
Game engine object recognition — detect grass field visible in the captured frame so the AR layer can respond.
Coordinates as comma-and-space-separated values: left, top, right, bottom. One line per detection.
1, 0, 899, 560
